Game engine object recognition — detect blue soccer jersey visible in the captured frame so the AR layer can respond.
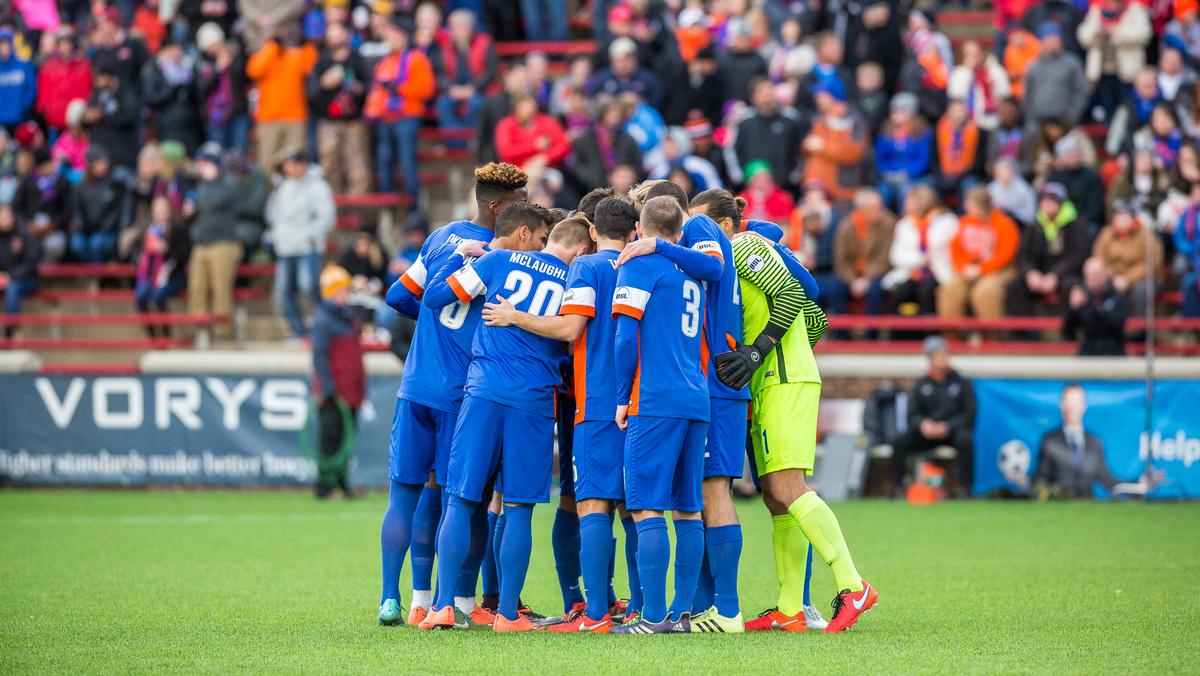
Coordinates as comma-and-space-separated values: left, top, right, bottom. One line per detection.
679, 215, 748, 401
429, 249, 570, 417
612, 254, 709, 422
395, 220, 493, 411
559, 249, 622, 423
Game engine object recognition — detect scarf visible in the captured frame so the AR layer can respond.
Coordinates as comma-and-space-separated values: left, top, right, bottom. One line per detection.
594, 124, 616, 172
997, 126, 1022, 159
852, 210, 870, 275
971, 63, 997, 116
937, 118, 979, 176
1153, 130, 1183, 167
136, 223, 167, 287
912, 212, 934, 280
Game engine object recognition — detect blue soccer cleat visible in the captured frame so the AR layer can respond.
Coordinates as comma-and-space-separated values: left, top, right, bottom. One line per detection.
378, 599, 403, 626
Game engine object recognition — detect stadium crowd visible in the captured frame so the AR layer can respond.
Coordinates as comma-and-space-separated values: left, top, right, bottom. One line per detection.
0, 0, 1199, 349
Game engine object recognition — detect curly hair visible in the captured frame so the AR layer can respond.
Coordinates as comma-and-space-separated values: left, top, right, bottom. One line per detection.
474, 162, 528, 199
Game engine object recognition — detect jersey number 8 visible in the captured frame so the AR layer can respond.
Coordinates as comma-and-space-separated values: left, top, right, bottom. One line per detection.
502, 270, 565, 317
439, 301, 470, 329
681, 280, 701, 337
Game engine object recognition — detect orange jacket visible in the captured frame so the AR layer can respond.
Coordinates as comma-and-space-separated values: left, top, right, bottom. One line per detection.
1003, 30, 1041, 100
936, 117, 980, 177
802, 114, 868, 202
950, 209, 1019, 275
364, 49, 436, 121
246, 41, 318, 123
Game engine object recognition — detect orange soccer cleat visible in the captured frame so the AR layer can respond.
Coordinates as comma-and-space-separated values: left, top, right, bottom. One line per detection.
743, 608, 807, 632
493, 613, 539, 632
417, 605, 457, 631
406, 605, 428, 626
825, 580, 878, 633
468, 605, 496, 627
547, 613, 613, 634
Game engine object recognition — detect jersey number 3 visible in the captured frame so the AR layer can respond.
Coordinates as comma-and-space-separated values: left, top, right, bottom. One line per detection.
503, 270, 564, 317
681, 280, 701, 337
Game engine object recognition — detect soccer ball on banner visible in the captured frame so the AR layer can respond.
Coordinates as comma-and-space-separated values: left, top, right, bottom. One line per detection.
997, 439, 1031, 488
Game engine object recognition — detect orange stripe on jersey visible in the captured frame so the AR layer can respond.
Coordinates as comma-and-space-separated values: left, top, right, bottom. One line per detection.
629, 328, 642, 417
560, 304, 596, 318
447, 275, 473, 303
400, 273, 424, 298
703, 249, 724, 263
700, 331, 710, 380
612, 303, 644, 320
572, 326, 588, 425
725, 332, 737, 350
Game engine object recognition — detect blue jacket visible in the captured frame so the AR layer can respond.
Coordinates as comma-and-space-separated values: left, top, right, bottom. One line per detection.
1175, 205, 1200, 270
0, 53, 36, 126
874, 127, 933, 180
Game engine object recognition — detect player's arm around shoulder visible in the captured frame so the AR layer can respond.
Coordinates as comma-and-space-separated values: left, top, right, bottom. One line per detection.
422, 241, 491, 310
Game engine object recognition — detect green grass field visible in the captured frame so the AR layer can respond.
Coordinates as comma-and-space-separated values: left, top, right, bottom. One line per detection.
1, 491, 1197, 674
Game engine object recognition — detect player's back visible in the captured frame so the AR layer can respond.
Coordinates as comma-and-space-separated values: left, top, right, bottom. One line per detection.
561, 250, 621, 423
614, 254, 709, 421
466, 249, 570, 417
680, 215, 747, 400
398, 220, 493, 409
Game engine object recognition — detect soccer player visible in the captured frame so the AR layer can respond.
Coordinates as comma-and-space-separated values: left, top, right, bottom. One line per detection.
716, 230, 879, 633
420, 212, 593, 632
376, 163, 527, 626
609, 196, 711, 635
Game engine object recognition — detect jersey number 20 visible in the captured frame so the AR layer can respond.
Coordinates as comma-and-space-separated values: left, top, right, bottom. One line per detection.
681, 280, 701, 337
503, 270, 564, 317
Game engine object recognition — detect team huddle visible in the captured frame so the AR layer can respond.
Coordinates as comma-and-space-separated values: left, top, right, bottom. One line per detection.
376, 162, 878, 634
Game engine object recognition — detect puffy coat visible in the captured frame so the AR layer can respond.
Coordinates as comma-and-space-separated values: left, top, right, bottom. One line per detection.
1077, 2, 1152, 83
267, 166, 334, 257
35, 54, 91, 130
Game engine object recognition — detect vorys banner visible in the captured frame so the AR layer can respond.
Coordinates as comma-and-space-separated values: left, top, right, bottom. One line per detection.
973, 379, 1200, 500
0, 375, 397, 487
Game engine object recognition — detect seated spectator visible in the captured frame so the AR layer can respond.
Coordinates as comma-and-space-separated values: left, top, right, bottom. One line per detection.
141, 35, 203, 154
564, 96, 640, 201
826, 187, 895, 316
337, 224, 389, 330
716, 17, 767, 104
948, 40, 1011, 132
1065, 256, 1129, 356
35, 27, 91, 135
411, 1, 444, 54
432, 10, 496, 149
738, 161, 795, 231
798, 179, 835, 270
0, 28, 35, 129
53, 99, 90, 179
525, 51, 553, 110
495, 92, 570, 180
764, 16, 809, 86
12, 148, 70, 263
884, 185, 959, 315
988, 98, 1026, 167
365, 20, 434, 205
1006, 182, 1089, 317
1163, 2, 1200, 67
84, 60, 140, 171
0, 203, 38, 338
1157, 143, 1200, 234
1158, 47, 1194, 104
855, 62, 889, 137
801, 79, 869, 204
731, 77, 804, 190
134, 195, 190, 335
308, 20, 371, 195
1077, 0, 1152, 122
1092, 200, 1163, 318
1177, 183, 1200, 318
268, 147, 334, 341
890, 336, 975, 496
88, 8, 150, 96
938, 186, 1020, 323
548, 55, 591, 118
1106, 67, 1162, 157
69, 147, 124, 263
1031, 119, 1098, 188
1046, 134, 1106, 232
187, 143, 241, 339
649, 130, 722, 193
1023, 24, 1088, 136
989, 157, 1037, 226
898, 28, 950, 122
1109, 149, 1170, 226
590, 37, 663, 108
875, 92, 934, 211
935, 99, 985, 202
246, 25, 318, 174
197, 23, 251, 155
1130, 103, 1184, 170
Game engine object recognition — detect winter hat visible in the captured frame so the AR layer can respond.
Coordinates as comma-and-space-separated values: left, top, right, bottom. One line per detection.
160, 140, 187, 166
923, 335, 948, 357
196, 22, 225, 52
683, 116, 713, 138
890, 92, 919, 114
13, 121, 40, 148
65, 99, 88, 128
1038, 22, 1062, 39
1039, 182, 1069, 204
745, 220, 785, 244
320, 265, 351, 300
1053, 134, 1080, 158
196, 141, 223, 165
743, 159, 773, 180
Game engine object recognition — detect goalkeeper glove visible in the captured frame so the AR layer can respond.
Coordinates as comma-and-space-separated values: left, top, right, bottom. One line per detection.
714, 335, 775, 389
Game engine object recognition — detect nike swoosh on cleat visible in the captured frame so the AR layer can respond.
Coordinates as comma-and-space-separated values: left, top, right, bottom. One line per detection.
454, 620, 469, 629
580, 620, 606, 632
771, 619, 801, 630
852, 585, 872, 611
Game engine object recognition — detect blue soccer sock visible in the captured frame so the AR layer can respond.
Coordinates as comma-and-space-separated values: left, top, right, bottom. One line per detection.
492, 512, 506, 592
621, 515, 642, 614
481, 509, 500, 597
379, 480, 421, 604
635, 517, 670, 624
498, 504, 535, 621
706, 524, 743, 618
579, 513, 613, 620
409, 485, 442, 598
692, 547, 715, 614
431, 495, 476, 611
551, 507, 583, 613
667, 518, 704, 622
454, 500, 489, 605
607, 533, 618, 607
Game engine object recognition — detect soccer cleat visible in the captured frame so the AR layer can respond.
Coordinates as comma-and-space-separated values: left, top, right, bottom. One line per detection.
803, 603, 829, 630
608, 599, 629, 623
493, 613, 539, 632
378, 599, 403, 626
417, 605, 460, 631
825, 580, 878, 633
743, 608, 807, 632
467, 605, 496, 627
519, 604, 553, 625
542, 601, 587, 627
610, 614, 690, 634
547, 612, 613, 633
689, 607, 744, 633
406, 605, 428, 626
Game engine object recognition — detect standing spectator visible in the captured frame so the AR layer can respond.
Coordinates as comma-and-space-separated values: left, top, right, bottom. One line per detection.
1077, 0, 1152, 122
988, 98, 1026, 167
520, 0, 568, 41
898, 29, 950, 122
796, 33, 854, 112
883, 185, 959, 315
34, 28, 91, 135
134, 195, 190, 335
1007, 182, 1089, 317
1176, 183, 1200, 317
827, 187, 894, 316
0, 203, 37, 338
1065, 256, 1129, 355
844, 2, 904, 91
476, 64, 528, 165
141, 35, 203, 153
1023, 24, 1089, 135
246, 26, 318, 174
716, 17, 768, 104
935, 99, 985, 202
731, 77, 803, 189
88, 8, 149, 98
1003, 28, 1042, 102
1024, 0, 1085, 56
1047, 135, 1106, 232
229, 152, 271, 260
84, 61, 140, 171
431, 10, 497, 148
12, 148, 70, 263
948, 40, 1011, 132
938, 187, 1020, 323
1163, 3, 1200, 66
364, 20, 434, 205
801, 79, 869, 204
197, 23, 251, 155
989, 157, 1037, 226
1092, 200, 1163, 318
874, 92, 933, 211
738, 160, 795, 229
268, 147, 334, 341
310, 264, 364, 499
69, 147, 124, 263
187, 143, 241, 338
0, 28, 35, 129
1105, 67, 1161, 157
308, 21, 371, 195
590, 38, 663, 108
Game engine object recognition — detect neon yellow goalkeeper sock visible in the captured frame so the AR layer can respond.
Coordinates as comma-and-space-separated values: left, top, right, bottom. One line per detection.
787, 492, 863, 593
771, 515, 807, 615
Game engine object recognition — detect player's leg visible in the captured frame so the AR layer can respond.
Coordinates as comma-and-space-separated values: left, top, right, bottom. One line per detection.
407, 476, 441, 619
481, 491, 503, 611
380, 399, 437, 624
452, 496, 491, 622
666, 420, 708, 627
551, 398, 585, 617
618, 503, 641, 619
693, 397, 747, 626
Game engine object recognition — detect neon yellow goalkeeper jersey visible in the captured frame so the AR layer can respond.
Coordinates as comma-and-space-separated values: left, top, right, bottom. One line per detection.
732, 234, 825, 392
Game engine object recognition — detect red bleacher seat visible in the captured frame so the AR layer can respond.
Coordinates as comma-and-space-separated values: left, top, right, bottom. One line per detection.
38, 263, 275, 279
494, 40, 597, 58
0, 313, 228, 327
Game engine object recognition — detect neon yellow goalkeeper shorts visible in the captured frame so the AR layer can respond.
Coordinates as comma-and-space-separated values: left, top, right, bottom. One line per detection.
750, 382, 820, 477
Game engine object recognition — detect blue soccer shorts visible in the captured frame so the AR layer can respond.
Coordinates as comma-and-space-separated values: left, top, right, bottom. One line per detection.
571, 420, 626, 502
704, 397, 748, 479
557, 392, 576, 497
388, 397, 458, 486
623, 415, 708, 512
445, 394, 555, 505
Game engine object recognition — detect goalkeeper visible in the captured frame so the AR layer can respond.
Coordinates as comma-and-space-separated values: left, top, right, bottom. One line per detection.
715, 232, 878, 634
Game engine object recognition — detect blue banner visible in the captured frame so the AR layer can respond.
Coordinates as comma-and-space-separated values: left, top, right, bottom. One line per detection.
973, 379, 1200, 500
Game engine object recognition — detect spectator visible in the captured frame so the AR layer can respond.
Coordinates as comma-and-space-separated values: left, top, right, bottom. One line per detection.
1157, 142, 1200, 234
800, 78, 869, 203
938, 187, 1020, 323
855, 62, 889, 137
1177, 183, 1200, 317
88, 8, 149, 98
308, 20, 371, 195
827, 187, 895, 316
476, 64, 528, 165
1158, 47, 1194, 103
989, 157, 1037, 226
337, 224, 390, 329
731, 77, 804, 189
84, 60, 140, 171
796, 32, 853, 112
883, 184, 959, 315
69, 147, 124, 263
1163, 2, 1200, 66
187, 143, 241, 339
364, 20, 434, 205
11, 148, 68, 263
0, 203, 38, 338
1106, 67, 1162, 157
134, 195, 190, 335
890, 336, 975, 496
1031, 119, 1098, 188
1077, 0, 1152, 122
53, 99, 90, 178
898, 28, 950, 123
716, 17, 767, 104
1130, 103, 1184, 170
649, 130, 722, 193
141, 35, 203, 153
1023, 24, 1089, 135
1024, 0, 1085, 56
1004, 28, 1042, 102
228, 152, 271, 260
246, 25, 318, 174
520, 0, 568, 41
1046, 134, 1106, 231
875, 92, 934, 211
1092, 200, 1163, 317
799, 179, 836, 270
525, 52, 553, 111
548, 55, 592, 118
34, 27, 91, 134
411, 1, 444, 54
565, 96, 640, 199
495, 92, 570, 184
988, 98, 1026, 166
132, 0, 165, 53
1109, 149, 1169, 225
738, 160, 795, 229
948, 40, 1011, 132
1064, 256, 1129, 355
311, 264, 364, 499
268, 147, 334, 341
590, 37, 663, 109
431, 10, 497, 148
197, 23, 251, 155
845, 2, 904, 91
935, 99, 985, 202
1006, 182, 1089, 317
0, 28, 35, 129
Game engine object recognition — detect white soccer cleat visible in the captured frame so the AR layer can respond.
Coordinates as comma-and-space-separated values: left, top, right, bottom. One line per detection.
803, 603, 828, 630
